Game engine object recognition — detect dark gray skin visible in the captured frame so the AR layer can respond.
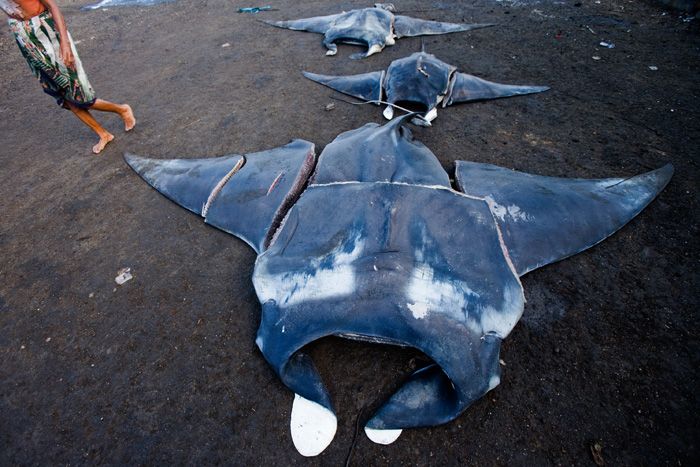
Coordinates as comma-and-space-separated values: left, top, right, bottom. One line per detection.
124, 115, 672, 456
264, 5, 494, 59
81, 0, 173, 10
304, 51, 550, 125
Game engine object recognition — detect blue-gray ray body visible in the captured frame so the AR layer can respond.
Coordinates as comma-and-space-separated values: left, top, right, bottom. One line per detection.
311, 116, 450, 186
82, 0, 173, 10
124, 116, 672, 452
264, 6, 493, 59
303, 52, 549, 124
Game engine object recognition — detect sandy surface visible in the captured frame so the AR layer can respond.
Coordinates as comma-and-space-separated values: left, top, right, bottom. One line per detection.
0, 0, 698, 464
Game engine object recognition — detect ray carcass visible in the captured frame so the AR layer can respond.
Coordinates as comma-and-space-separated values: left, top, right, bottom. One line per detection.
125, 116, 672, 456
304, 51, 549, 125
264, 4, 493, 59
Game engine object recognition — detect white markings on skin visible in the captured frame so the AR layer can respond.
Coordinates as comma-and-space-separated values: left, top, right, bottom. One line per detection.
424, 108, 438, 122
477, 283, 525, 338
407, 301, 429, 319
256, 233, 364, 307
365, 43, 384, 57
202, 158, 245, 217
290, 394, 337, 457
267, 172, 284, 195
383, 105, 395, 120
405, 263, 478, 321
255, 335, 264, 351
485, 196, 531, 222
365, 427, 403, 445
325, 49, 337, 56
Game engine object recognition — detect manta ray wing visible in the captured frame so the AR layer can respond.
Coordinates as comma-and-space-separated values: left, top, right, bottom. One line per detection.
125, 140, 316, 253
302, 70, 385, 103
393, 15, 494, 38
264, 13, 342, 33
455, 161, 674, 275
447, 72, 550, 105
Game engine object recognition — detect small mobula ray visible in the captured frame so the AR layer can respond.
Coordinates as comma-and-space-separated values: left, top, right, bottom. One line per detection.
304, 51, 549, 125
124, 116, 672, 456
263, 4, 494, 59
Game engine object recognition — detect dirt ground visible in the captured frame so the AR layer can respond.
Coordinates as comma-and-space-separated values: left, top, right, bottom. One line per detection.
0, 0, 698, 464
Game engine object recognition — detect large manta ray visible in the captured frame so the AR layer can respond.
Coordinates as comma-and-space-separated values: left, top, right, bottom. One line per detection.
304, 51, 549, 125
264, 4, 494, 59
124, 116, 672, 456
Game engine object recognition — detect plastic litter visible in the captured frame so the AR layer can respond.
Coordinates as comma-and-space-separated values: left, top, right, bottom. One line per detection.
599, 41, 615, 48
592, 55, 601, 61
238, 6, 272, 13
115, 267, 133, 285
325, 103, 336, 111
648, 65, 658, 71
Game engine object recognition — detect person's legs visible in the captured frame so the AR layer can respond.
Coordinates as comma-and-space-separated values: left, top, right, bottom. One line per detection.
65, 102, 114, 154
90, 99, 136, 131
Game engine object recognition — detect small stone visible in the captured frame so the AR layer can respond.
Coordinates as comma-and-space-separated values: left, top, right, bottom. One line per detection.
648, 65, 658, 71
20, 345, 25, 350
592, 55, 601, 61
221, 42, 231, 48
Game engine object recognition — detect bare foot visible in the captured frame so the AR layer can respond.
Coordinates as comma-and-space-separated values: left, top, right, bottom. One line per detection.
120, 104, 136, 131
93, 133, 115, 154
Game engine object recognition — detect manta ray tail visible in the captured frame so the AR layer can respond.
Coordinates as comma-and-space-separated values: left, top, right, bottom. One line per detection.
447, 72, 550, 105
124, 140, 316, 253
455, 162, 674, 275
393, 15, 494, 38
302, 70, 385, 103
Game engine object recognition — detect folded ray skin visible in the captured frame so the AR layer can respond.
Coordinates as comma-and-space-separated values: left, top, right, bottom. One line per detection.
125, 116, 672, 456
263, 4, 494, 59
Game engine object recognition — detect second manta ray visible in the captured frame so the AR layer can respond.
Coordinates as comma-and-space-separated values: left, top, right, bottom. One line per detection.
264, 4, 493, 59
125, 116, 672, 456
304, 51, 550, 125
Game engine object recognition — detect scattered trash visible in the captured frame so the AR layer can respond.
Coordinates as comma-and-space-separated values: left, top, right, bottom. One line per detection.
648, 65, 658, 71
89, 292, 94, 298
221, 42, 231, 48
590, 441, 605, 466
599, 40, 615, 48
20, 345, 25, 350
592, 55, 602, 61
499, 359, 506, 366
325, 102, 335, 111
585, 25, 596, 34
115, 267, 133, 285
45, 337, 51, 343
238, 6, 272, 13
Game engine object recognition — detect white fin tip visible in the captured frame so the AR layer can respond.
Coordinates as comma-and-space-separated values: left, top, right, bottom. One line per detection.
290, 394, 337, 457
364, 427, 403, 445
